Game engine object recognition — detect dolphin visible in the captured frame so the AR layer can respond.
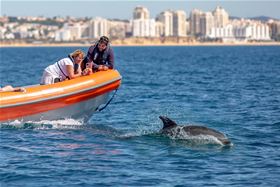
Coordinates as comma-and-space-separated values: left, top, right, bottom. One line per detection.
159, 116, 231, 146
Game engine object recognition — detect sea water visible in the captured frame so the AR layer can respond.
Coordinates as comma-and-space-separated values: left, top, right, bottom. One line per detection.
0, 46, 280, 186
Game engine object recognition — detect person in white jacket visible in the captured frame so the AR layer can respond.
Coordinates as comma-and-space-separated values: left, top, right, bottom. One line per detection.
40, 49, 84, 85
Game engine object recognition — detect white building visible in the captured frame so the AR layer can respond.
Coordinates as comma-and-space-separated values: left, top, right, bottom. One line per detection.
55, 22, 83, 41
208, 25, 234, 41
55, 30, 70, 41
66, 23, 82, 40
173, 10, 187, 37
212, 6, 229, 27
155, 21, 164, 37
0, 27, 7, 39
132, 19, 156, 37
189, 9, 203, 36
208, 20, 270, 41
185, 20, 190, 35
200, 12, 214, 36
88, 17, 109, 39
108, 20, 128, 38
132, 6, 156, 37
157, 10, 173, 37
133, 6, 150, 19
268, 20, 280, 40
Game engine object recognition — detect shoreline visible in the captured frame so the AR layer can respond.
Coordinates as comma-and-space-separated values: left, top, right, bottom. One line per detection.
1, 41, 280, 47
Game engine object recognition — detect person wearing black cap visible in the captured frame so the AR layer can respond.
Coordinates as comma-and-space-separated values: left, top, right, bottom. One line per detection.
82, 36, 114, 72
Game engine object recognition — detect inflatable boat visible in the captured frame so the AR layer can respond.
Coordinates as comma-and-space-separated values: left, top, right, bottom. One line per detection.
0, 70, 121, 123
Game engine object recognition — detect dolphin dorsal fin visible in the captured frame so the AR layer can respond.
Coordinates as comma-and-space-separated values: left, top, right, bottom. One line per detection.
159, 116, 178, 129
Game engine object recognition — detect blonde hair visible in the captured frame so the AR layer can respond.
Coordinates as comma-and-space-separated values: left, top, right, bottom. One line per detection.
70, 49, 84, 59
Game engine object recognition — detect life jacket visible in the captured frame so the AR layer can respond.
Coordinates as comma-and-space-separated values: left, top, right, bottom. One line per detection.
56, 55, 76, 80
88, 41, 111, 65
68, 54, 80, 74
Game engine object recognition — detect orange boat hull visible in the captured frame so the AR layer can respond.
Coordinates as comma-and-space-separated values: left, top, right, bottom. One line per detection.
0, 70, 121, 123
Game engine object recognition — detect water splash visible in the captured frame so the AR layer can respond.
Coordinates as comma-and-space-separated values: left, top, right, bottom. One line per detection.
0, 118, 84, 130
117, 121, 159, 139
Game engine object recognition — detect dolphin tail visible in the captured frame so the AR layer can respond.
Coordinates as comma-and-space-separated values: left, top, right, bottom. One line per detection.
159, 116, 178, 129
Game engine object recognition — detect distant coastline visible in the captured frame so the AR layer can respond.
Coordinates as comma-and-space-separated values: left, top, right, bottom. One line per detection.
1, 41, 280, 47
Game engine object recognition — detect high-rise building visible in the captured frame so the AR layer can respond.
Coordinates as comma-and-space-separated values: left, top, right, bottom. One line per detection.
173, 10, 187, 37
133, 6, 150, 20
268, 20, 280, 41
132, 6, 155, 37
155, 21, 164, 37
132, 19, 156, 37
88, 17, 108, 39
185, 20, 190, 35
200, 12, 214, 36
157, 10, 173, 37
190, 9, 203, 36
212, 6, 229, 27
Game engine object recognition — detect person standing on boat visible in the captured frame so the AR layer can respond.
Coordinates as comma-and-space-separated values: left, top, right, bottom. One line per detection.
82, 36, 114, 72
40, 49, 84, 85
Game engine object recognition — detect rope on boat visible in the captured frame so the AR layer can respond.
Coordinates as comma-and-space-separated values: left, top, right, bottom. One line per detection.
96, 88, 118, 112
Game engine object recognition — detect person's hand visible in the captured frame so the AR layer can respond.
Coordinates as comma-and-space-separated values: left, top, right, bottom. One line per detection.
82, 68, 92, 76
14, 87, 26, 92
98, 65, 108, 71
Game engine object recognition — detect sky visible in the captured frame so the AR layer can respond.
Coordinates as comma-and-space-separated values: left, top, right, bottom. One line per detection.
1, 0, 280, 20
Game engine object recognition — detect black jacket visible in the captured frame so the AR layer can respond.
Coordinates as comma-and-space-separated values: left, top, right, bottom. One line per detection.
83, 43, 114, 71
